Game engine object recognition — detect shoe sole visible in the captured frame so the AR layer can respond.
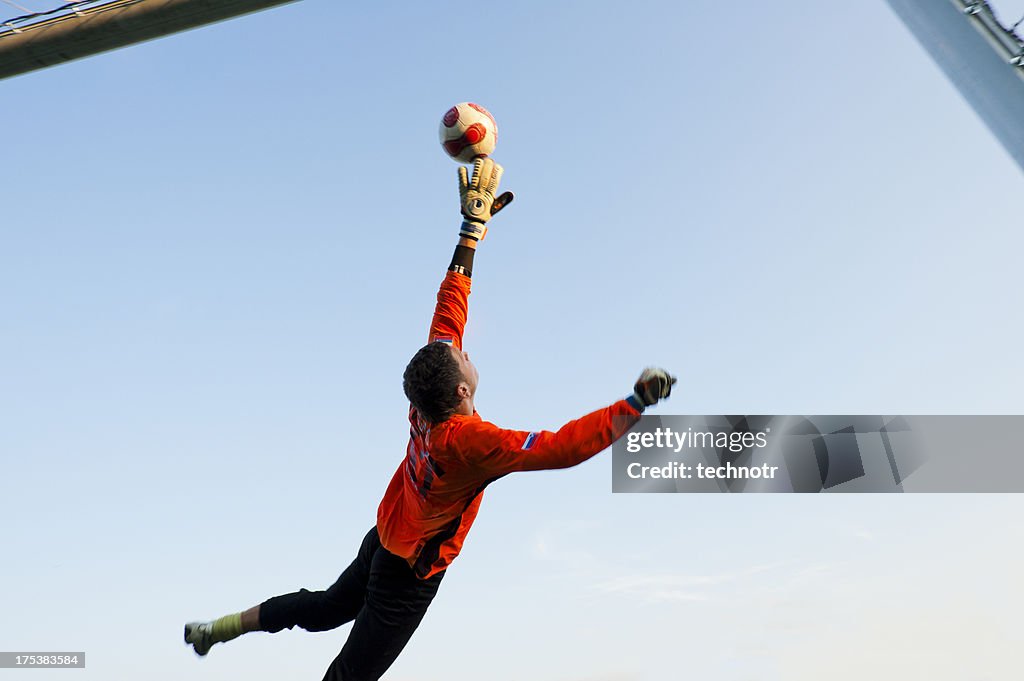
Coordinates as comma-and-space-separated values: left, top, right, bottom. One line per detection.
184, 624, 210, 656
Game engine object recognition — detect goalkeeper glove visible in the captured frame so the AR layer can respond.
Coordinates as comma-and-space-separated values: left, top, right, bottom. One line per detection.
629, 368, 677, 410
458, 157, 514, 242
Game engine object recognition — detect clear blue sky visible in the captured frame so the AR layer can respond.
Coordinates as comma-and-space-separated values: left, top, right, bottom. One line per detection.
2, 1, 1023, 679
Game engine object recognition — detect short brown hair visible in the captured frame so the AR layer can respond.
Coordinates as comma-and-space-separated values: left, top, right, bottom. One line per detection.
403, 342, 464, 423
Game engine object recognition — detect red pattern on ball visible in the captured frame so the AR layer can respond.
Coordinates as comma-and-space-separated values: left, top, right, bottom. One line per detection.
467, 103, 496, 130
443, 122, 489, 159
442, 106, 459, 128
443, 138, 469, 157
463, 122, 485, 144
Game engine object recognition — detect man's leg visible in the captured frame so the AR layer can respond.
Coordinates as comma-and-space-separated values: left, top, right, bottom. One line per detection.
185, 527, 380, 656
260, 527, 381, 633
320, 546, 445, 681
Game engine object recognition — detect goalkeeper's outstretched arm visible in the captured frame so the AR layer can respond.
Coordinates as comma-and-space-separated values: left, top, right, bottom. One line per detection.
447, 156, 513, 279
450, 368, 677, 475
427, 158, 513, 346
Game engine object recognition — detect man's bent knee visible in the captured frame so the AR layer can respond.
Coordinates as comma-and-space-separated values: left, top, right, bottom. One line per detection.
260, 588, 353, 634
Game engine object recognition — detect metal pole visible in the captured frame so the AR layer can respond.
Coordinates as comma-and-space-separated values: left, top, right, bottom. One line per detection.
0, 0, 300, 82
887, 0, 1024, 173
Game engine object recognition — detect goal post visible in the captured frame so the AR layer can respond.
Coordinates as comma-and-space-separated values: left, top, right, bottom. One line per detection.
0, 0, 300, 81
886, 0, 1024, 172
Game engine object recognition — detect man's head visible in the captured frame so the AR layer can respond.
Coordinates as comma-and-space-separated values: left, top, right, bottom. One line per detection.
403, 342, 478, 423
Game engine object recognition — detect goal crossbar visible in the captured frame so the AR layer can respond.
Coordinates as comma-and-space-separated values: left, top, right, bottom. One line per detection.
0, 0, 299, 81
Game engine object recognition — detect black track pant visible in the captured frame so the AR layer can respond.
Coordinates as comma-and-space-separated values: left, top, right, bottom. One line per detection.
259, 526, 445, 681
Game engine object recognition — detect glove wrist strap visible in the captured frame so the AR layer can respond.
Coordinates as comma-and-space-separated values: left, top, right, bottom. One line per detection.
626, 394, 646, 412
459, 220, 487, 241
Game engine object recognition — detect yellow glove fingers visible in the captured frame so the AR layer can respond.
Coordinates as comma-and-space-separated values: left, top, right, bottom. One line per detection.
480, 158, 495, 192
487, 162, 503, 195
470, 157, 485, 190
458, 165, 469, 202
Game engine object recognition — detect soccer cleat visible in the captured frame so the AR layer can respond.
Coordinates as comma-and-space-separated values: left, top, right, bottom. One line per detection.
184, 621, 215, 656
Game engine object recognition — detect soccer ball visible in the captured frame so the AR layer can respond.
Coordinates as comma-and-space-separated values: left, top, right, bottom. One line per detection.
439, 102, 498, 163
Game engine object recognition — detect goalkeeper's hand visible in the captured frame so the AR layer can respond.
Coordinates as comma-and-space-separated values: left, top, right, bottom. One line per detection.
458, 157, 514, 242
630, 368, 677, 409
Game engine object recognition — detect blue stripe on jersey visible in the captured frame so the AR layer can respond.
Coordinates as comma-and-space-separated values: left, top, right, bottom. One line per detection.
522, 432, 538, 450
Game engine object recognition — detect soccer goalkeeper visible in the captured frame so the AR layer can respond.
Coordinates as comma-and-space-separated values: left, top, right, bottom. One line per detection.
184, 158, 676, 681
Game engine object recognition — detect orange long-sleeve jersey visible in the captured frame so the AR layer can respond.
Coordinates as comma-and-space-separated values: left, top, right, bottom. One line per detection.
377, 271, 642, 579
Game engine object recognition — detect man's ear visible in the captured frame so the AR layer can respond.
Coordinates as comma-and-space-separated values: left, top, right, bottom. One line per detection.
456, 383, 472, 400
